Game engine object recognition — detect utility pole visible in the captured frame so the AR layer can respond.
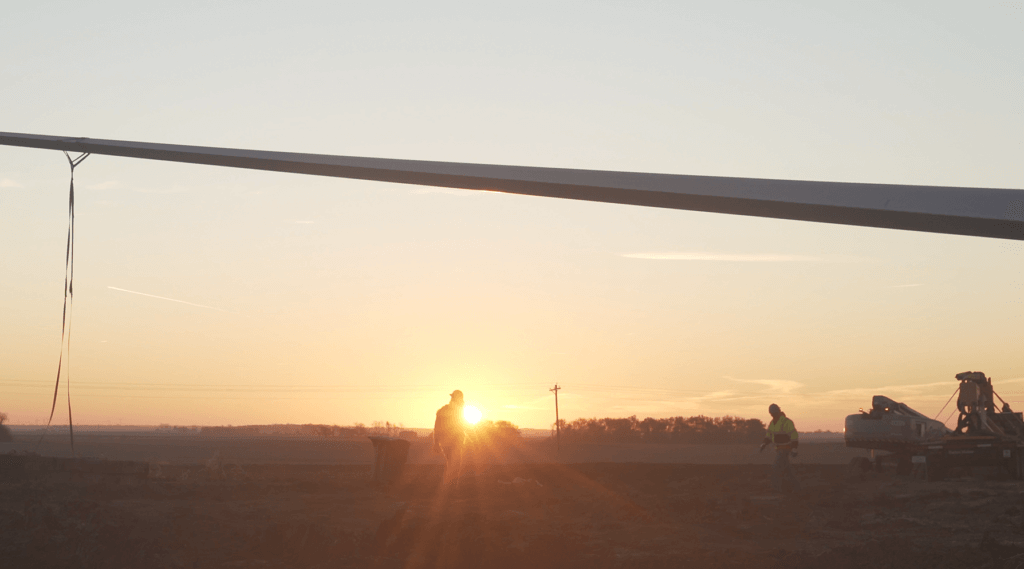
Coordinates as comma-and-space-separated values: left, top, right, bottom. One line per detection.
550, 384, 561, 456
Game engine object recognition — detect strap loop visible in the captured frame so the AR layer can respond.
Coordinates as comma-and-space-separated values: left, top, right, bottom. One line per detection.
37, 152, 89, 456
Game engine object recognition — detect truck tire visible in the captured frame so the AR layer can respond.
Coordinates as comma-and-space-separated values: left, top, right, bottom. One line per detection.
926, 456, 944, 482
895, 454, 912, 476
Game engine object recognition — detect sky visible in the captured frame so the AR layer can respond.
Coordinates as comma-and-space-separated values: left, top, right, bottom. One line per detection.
1, 1, 1023, 431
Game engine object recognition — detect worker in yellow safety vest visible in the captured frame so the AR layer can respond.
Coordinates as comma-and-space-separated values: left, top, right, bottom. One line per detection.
760, 403, 800, 493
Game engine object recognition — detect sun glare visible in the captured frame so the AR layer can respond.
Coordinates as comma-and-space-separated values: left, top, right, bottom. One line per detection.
463, 405, 482, 425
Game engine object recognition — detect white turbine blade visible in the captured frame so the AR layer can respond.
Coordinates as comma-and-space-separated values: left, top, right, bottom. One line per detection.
2, 131, 1022, 240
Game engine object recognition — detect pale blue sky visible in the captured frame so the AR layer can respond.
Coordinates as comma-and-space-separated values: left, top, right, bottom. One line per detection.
2, 2, 1022, 429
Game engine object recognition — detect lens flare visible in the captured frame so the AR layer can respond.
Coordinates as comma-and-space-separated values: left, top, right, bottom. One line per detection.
464, 405, 482, 424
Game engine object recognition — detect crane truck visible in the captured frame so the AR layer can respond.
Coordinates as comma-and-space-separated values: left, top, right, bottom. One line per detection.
844, 371, 1024, 481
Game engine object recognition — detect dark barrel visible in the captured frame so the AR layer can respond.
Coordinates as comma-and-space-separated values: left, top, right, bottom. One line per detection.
367, 436, 411, 485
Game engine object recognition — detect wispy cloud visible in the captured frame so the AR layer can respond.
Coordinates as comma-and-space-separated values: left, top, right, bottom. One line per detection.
609, 401, 698, 414
694, 390, 738, 402
819, 380, 950, 399
592, 378, 957, 416
84, 180, 119, 190
788, 382, 958, 415
732, 379, 804, 394
108, 286, 228, 312
121, 185, 192, 195
0, 178, 21, 188
621, 252, 821, 262
603, 390, 745, 415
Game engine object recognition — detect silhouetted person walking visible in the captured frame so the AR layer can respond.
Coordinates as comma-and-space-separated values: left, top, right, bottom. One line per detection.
433, 390, 468, 487
760, 403, 800, 493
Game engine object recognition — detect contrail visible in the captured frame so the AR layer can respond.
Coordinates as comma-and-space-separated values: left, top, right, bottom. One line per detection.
622, 252, 821, 262
881, 283, 924, 289
107, 286, 228, 312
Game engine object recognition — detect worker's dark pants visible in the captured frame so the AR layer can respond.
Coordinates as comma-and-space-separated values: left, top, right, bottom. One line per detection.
440, 444, 463, 485
772, 449, 799, 493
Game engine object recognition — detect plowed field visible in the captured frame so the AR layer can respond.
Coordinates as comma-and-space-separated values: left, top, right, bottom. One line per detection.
4, 454, 1024, 568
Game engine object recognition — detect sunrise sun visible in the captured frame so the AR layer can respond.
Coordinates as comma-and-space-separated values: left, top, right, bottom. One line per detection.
463, 405, 482, 425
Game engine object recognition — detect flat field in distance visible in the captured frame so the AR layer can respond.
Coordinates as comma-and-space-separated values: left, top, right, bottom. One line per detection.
4, 429, 862, 466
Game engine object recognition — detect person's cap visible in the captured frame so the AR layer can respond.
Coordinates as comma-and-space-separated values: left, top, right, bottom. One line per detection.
450, 390, 464, 401
768, 403, 781, 414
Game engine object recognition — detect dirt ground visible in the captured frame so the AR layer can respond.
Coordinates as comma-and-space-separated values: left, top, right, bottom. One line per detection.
3, 437, 1024, 568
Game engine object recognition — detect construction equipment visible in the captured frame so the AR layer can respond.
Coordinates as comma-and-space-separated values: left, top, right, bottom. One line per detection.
844, 371, 1024, 480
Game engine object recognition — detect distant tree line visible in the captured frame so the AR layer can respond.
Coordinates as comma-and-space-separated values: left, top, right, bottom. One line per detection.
459, 420, 522, 456
157, 425, 200, 433
470, 420, 521, 444
554, 415, 765, 444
